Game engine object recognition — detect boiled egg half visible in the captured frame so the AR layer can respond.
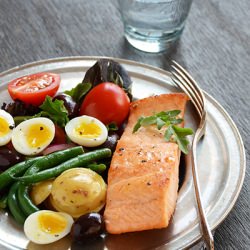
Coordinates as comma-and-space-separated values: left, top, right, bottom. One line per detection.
12, 117, 55, 155
0, 109, 15, 146
24, 210, 73, 244
65, 115, 108, 147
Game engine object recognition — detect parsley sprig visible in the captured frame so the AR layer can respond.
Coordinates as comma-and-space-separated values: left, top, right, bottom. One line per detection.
133, 110, 193, 154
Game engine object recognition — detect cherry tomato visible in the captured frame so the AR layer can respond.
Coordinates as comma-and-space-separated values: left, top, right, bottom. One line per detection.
8, 72, 60, 106
80, 82, 130, 126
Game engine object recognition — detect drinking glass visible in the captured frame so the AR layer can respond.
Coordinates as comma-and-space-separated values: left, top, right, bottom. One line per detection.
118, 0, 193, 53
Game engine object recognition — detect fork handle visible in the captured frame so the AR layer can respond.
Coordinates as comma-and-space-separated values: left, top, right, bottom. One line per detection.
192, 129, 215, 250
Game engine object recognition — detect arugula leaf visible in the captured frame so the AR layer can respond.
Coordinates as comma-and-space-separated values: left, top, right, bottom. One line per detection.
64, 82, 91, 103
141, 116, 157, 126
165, 110, 181, 117
170, 118, 183, 125
154, 111, 183, 126
156, 117, 166, 130
172, 126, 194, 137
133, 117, 144, 133
164, 125, 193, 154
133, 110, 193, 154
37, 96, 69, 127
164, 126, 173, 141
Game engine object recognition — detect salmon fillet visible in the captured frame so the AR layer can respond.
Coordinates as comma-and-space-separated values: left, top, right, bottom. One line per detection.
104, 93, 188, 234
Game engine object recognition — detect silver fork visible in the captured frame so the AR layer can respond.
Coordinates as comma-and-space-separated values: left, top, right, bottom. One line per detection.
171, 61, 214, 250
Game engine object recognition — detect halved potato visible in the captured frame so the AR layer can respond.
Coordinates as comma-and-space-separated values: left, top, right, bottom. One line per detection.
30, 180, 53, 205
50, 168, 106, 218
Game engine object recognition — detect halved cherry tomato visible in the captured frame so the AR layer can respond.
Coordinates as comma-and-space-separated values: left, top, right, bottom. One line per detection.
8, 72, 60, 106
79, 82, 130, 126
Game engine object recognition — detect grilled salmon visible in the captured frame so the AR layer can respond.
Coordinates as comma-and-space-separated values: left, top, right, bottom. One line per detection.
104, 93, 189, 234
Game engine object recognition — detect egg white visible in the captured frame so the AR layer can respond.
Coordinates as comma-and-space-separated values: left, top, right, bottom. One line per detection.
11, 117, 55, 155
65, 115, 108, 147
0, 109, 15, 146
24, 210, 73, 244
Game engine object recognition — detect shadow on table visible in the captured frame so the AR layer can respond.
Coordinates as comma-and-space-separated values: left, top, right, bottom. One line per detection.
118, 37, 182, 69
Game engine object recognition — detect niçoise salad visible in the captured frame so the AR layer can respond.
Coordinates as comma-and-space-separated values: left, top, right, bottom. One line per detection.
0, 59, 132, 244
0, 59, 193, 246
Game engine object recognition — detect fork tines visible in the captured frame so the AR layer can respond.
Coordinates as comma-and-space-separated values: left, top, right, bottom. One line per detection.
171, 61, 205, 118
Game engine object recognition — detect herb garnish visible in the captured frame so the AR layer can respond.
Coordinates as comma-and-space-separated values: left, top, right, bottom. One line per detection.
133, 110, 193, 154
36, 96, 69, 127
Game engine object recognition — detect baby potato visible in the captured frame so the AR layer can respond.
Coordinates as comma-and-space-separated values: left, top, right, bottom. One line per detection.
30, 180, 53, 205
50, 168, 106, 218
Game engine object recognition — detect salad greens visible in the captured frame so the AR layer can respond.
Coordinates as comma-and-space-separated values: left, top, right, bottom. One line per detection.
1, 100, 40, 116
1, 59, 133, 128
82, 59, 133, 100
3, 97, 70, 128
37, 96, 69, 127
133, 110, 193, 154
106, 122, 119, 131
64, 82, 91, 103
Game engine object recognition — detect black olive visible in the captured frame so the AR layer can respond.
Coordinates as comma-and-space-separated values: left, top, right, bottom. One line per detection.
91, 131, 119, 153
100, 132, 120, 152
70, 213, 105, 242
0, 146, 24, 171
53, 93, 79, 118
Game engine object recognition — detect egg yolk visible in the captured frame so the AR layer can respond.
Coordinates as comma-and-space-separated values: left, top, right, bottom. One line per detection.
26, 123, 52, 148
38, 211, 67, 234
75, 122, 101, 138
0, 117, 10, 137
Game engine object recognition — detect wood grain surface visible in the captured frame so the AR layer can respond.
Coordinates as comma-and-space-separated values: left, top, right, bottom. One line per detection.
0, 0, 249, 249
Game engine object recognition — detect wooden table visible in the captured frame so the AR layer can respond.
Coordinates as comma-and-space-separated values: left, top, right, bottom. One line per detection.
0, 0, 249, 249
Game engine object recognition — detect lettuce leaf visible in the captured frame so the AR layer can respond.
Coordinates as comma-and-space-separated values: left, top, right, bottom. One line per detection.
82, 59, 133, 100
37, 96, 69, 127
64, 82, 91, 103
1, 100, 40, 116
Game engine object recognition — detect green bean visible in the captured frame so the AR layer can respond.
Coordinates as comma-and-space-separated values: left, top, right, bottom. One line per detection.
14, 116, 33, 125
7, 182, 26, 224
27, 146, 84, 174
17, 184, 39, 216
87, 163, 107, 174
0, 193, 8, 209
0, 157, 42, 191
17, 164, 40, 216
18, 148, 112, 184
16, 146, 84, 216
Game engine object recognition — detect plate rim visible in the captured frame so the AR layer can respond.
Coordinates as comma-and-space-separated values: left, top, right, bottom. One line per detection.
0, 56, 246, 249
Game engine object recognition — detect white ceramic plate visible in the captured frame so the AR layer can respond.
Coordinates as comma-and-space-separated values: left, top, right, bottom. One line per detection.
0, 57, 245, 250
